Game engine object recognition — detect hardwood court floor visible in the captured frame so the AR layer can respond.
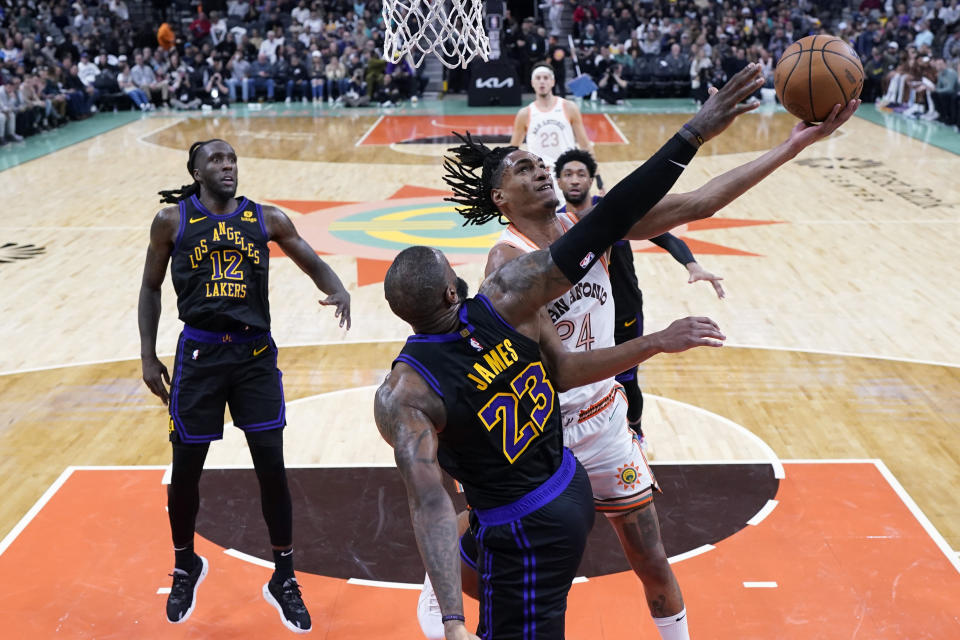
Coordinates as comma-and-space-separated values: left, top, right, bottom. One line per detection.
0, 101, 958, 636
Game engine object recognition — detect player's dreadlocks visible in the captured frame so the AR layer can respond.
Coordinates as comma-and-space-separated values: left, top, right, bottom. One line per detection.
157, 139, 225, 204
443, 131, 518, 226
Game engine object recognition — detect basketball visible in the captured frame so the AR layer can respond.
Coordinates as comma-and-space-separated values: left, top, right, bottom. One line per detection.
774, 35, 863, 122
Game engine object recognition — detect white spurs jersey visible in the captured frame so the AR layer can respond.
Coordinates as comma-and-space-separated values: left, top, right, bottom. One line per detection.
494, 212, 616, 427
525, 97, 577, 169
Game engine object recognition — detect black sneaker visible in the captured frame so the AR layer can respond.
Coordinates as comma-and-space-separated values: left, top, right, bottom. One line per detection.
166, 555, 208, 623
263, 576, 312, 633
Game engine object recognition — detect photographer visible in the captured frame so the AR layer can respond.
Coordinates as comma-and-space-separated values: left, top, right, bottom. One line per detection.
598, 62, 628, 104
373, 72, 400, 105
168, 67, 202, 110
202, 60, 230, 109
342, 67, 369, 106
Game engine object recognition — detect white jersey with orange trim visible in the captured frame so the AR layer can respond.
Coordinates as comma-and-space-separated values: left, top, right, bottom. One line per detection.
525, 97, 577, 169
495, 211, 616, 427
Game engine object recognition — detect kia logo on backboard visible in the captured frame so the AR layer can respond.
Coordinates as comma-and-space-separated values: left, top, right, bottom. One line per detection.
475, 77, 514, 89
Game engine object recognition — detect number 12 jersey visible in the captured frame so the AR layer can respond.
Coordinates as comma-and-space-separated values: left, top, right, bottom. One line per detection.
169, 194, 271, 332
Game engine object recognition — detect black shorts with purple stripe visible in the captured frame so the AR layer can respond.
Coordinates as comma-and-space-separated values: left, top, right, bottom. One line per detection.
168, 325, 285, 444
613, 308, 643, 385
459, 449, 594, 640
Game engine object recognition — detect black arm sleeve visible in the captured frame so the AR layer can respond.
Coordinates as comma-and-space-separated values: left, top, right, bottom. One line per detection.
650, 232, 695, 266
548, 133, 697, 284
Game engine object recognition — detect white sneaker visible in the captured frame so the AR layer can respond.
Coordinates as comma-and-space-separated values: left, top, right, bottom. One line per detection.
921, 110, 939, 121
417, 573, 445, 640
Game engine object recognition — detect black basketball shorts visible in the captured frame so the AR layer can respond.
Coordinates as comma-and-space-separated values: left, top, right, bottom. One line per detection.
459, 449, 595, 640
613, 309, 643, 384
168, 325, 285, 444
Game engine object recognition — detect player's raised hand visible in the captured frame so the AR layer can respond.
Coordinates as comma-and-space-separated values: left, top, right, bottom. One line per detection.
319, 289, 351, 330
687, 63, 765, 142
687, 263, 726, 299
787, 98, 860, 148
653, 317, 726, 352
141, 355, 171, 405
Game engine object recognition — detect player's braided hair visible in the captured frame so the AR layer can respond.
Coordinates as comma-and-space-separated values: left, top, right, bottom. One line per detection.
157, 139, 225, 204
443, 131, 518, 226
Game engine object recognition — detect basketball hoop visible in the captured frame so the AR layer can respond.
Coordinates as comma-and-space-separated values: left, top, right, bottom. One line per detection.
382, 0, 490, 69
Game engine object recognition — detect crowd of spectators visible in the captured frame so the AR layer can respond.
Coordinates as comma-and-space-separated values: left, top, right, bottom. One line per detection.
0, 0, 430, 145
497, 0, 960, 125
2, 0, 960, 147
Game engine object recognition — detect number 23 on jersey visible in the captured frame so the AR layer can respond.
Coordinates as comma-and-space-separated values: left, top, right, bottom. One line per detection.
477, 362, 555, 463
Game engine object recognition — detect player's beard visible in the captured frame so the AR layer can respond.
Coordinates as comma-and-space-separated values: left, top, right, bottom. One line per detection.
562, 190, 588, 206
207, 180, 238, 201
217, 182, 238, 200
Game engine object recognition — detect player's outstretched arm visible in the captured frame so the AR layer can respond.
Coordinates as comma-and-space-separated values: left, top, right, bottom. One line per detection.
373, 369, 477, 640
563, 100, 595, 155
681, 62, 766, 142
264, 206, 351, 329
537, 311, 725, 392
138, 207, 178, 405
650, 233, 726, 298
478, 67, 770, 333
624, 98, 860, 241
509, 107, 529, 148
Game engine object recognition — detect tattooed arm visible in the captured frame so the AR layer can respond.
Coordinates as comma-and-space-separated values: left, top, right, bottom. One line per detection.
537, 309, 726, 392
478, 248, 573, 341
374, 366, 479, 640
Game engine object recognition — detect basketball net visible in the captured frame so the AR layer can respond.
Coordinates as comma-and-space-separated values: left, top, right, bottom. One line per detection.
382, 0, 490, 69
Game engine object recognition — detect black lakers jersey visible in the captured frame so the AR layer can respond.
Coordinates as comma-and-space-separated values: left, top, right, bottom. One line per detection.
393, 295, 565, 510
609, 239, 643, 322
170, 194, 271, 332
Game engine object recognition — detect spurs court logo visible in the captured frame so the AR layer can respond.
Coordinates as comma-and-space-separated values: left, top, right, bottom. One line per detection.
0, 242, 45, 264
265, 186, 783, 286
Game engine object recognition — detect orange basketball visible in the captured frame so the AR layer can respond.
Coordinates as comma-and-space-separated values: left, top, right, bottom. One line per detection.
774, 35, 863, 122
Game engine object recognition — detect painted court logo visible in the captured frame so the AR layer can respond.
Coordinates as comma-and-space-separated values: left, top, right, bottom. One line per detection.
0, 242, 45, 264
265, 186, 781, 287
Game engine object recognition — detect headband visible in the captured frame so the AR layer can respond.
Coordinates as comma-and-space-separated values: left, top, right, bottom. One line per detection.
531, 65, 554, 83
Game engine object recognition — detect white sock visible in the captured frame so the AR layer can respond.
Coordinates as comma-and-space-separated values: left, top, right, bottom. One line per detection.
653, 607, 689, 640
